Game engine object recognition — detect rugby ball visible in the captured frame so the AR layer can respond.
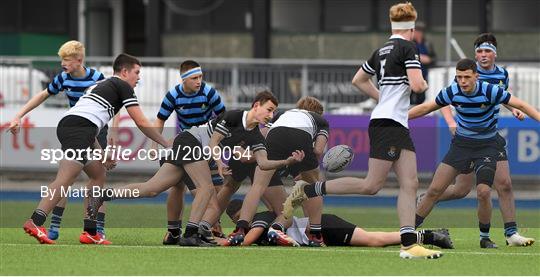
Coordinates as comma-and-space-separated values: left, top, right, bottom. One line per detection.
322, 145, 354, 173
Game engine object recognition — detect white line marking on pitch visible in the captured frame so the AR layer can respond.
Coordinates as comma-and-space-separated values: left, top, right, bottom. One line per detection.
1, 243, 538, 256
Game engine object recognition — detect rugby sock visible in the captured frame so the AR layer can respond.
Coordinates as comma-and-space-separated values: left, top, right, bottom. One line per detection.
309, 224, 322, 238
184, 221, 199, 238
400, 226, 417, 247
167, 220, 181, 237
304, 181, 326, 198
31, 209, 47, 226
83, 219, 97, 236
49, 206, 65, 232
417, 230, 434, 245
504, 222, 518, 237
271, 222, 285, 232
479, 222, 491, 240
96, 212, 106, 236
235, 220, 250, 233
415, 214, 425, 228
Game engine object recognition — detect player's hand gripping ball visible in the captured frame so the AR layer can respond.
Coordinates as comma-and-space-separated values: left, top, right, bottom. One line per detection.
322, 145, 354, 173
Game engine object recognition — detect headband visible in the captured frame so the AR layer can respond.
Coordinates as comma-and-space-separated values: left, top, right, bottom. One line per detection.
475, 42, 497, 53
391, 21, 415, 30
181, 67, 202, 79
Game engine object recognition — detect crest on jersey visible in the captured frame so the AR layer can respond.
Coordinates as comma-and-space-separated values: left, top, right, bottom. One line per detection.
201, 104, 207, 110
415, 54, 420, 60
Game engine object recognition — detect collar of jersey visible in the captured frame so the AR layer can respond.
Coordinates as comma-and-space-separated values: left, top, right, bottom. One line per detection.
389, 34, 407, 40
476, 63, 498, 74
242, 111, 256, 131
68, 67, 91, 80
178, 83, 200, 97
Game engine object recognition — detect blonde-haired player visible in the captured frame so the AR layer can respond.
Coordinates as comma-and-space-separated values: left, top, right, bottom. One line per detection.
10, 40, 116, 243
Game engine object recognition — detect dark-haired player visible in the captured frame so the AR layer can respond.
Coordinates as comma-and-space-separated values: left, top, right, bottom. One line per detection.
88, 91, 304, 246
23, 53, 171, 245
412, 58, 539, 249
153, 60, 226, 245
227, 96, 329, 247
421, 33, 534, 248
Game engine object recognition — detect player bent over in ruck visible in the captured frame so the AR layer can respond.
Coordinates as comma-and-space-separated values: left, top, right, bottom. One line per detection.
87, 91, 304, 246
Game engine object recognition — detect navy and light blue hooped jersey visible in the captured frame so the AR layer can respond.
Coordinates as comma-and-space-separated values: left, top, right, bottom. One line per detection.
477, 63, 509, 90
47, 67, 105, 107
436, 81, 511, 140
157, 82, 225, 130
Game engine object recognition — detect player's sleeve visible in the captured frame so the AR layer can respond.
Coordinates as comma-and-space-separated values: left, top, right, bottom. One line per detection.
402, 42, 422, 70
47, 73, 64, 95
157, 88, 177, 120
117, 80, 139, 108
250, 211, 277, 229
214, 111, 237, 137
491, 85, 511, 105
503, 68, 509, 90
247, 131, 267, 153
435, 86, 453, 107
313, 113, 329, 140
361, 50, 377, 75
207, 86, 225, 115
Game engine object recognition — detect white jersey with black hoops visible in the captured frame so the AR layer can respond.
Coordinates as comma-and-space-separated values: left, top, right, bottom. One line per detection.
269, 109, 329, 140
361, 34, 421, 128
64, 76, 139, 130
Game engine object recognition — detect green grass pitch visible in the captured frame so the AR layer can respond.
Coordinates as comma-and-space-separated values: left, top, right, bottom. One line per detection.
1, 201, 539, 275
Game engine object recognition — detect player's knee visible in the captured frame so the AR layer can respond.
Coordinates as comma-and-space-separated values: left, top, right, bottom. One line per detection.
476, 185, 491, 201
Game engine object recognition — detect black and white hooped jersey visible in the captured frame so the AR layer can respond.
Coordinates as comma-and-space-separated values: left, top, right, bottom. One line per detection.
187, 110, 266, 152
268, 109, 329, 141
63, 76, 139, 130
361, 34, 421, 128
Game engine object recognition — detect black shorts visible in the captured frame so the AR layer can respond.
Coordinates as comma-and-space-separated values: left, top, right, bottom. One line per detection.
495, 133, 508, 161
368, 119, 415, 161
162, 132, 206, 167
442, 135, 499, 175
96, 124, 108, 149
321, 214, 356, 246
266, 127, 319, 177
159, 147, 223, 191
228, 159, 284, 187
56, 115, 99, 165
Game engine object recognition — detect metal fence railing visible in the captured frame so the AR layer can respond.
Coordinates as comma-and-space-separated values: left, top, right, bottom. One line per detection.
1, 56, 539, 114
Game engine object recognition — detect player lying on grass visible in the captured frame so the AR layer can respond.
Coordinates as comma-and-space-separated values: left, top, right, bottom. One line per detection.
88, 91, 305, 246
219, 199, 454, 248
227, 96, 329, 247
22, 53, 171, 245
411, 58, 539, 248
